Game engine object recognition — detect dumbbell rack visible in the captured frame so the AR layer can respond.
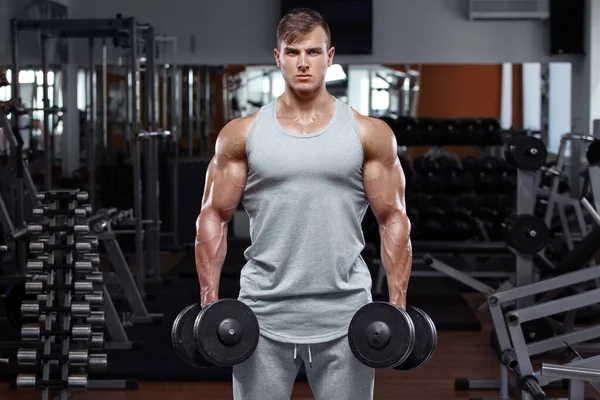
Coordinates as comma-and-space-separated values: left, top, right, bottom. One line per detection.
15, 190, 108, 399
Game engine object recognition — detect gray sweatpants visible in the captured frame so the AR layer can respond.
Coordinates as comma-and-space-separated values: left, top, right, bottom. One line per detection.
232, 334, 374, 400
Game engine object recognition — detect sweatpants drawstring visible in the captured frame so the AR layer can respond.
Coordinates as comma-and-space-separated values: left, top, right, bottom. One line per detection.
292, 344, 313, 368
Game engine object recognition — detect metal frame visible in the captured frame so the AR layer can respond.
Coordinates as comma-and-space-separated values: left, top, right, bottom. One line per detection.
10, 15, 168, 298
488, 266, 600, 400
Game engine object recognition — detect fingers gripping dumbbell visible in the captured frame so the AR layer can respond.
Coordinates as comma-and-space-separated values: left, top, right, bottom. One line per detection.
348, 302, 438, 370
172, 299, 260, 368
17, 349, 107, 372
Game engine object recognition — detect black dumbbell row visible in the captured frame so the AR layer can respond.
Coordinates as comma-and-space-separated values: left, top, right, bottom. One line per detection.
403, 155, 517, 196
380, 116, 504, 147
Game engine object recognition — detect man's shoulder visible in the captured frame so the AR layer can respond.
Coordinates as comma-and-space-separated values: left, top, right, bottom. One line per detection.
349, 109, 395, 149
216, 112, 259, 157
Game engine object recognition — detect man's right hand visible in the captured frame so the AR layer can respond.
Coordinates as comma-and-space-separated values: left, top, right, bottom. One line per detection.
201, 288, 218, 308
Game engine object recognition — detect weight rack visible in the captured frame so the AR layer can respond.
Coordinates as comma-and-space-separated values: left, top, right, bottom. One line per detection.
15, 189, 107, 400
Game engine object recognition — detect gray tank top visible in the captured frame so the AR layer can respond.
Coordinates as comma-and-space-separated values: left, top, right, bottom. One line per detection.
238, 97, 373, 344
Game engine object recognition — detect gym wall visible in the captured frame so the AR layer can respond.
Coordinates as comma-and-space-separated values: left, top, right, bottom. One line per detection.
54, 0, 568, 66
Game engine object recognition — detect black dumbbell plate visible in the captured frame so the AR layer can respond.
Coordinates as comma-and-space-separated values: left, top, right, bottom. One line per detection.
348, 302, 415, 368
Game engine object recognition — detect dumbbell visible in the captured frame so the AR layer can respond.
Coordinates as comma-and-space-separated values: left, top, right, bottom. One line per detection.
17, 349, 107, 372
21, 324, 93, 340
172, 299, 259, 368
25, 280, 95, 294
37, 191, 89, 202
348, 302, 437, 370
21, 301, 91, 318
32, 206, 92, 218
83, 291, 104, 305
29, 241, 93, 253
84, 271, 104, 284
16, 374, 87, 388
26, 260, 94, 274
81, 253, 101, 265
28, 224, 90, 234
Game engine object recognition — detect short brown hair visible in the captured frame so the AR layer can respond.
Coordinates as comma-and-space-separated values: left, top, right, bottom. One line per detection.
277, 8, 331, 48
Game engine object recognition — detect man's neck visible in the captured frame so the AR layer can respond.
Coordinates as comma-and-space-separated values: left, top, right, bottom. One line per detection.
279, 87, 333, 115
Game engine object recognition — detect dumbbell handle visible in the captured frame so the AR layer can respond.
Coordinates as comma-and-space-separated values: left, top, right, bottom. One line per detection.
0, 358, 8, 364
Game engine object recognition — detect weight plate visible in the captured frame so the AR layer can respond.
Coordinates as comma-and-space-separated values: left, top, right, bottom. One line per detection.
505, 136, 547, 171
587, 139, 600, 166
194, 299, 259, 367
502, 214, 548, 254
171, 303, 213, 368
348, 302, 415, 369
394, 306, 437, 370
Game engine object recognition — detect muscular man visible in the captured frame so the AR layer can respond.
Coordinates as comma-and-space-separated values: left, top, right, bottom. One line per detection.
195, 8, 412, 400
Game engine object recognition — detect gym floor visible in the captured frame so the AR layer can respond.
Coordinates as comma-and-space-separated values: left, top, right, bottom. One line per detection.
1, 293, 596, 400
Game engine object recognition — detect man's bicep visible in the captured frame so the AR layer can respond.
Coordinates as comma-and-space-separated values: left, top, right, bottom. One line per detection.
363, 156, 406, 223
201, 155, 247, 221
200, 123, 248, 222
362, 119, 407, 223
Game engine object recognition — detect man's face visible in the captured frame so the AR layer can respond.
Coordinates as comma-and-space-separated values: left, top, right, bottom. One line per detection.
274, 27, 335, 93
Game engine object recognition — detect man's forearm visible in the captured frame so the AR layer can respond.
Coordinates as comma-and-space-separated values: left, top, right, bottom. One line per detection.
379, 211, 412, 309
195, 209, 229, 307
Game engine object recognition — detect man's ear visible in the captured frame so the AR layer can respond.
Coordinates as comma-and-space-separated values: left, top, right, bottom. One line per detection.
273, 48, 280, 67
327, 46, 335, 67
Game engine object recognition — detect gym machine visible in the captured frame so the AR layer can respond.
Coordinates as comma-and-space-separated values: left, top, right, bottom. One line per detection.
541, 362, 600, 399
452, 140, 600, 399
479, 262, 600, 400
0, 103, 42, 279
538, 134, 597, 251
133, 129, 171, 293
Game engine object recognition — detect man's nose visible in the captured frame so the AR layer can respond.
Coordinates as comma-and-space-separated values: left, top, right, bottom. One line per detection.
298, 54, 308, 69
